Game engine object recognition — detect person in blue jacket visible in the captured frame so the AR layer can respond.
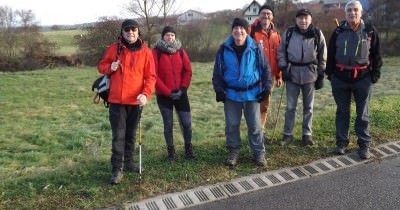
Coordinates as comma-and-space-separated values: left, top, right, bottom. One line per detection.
212, 18, 272, 167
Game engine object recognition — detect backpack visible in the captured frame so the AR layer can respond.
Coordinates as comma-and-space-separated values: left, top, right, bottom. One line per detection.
92, 41, 123, 108
284, 26, 321, 63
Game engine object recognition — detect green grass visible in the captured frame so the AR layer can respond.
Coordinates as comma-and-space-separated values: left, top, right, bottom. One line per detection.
1, 57, 399, 209
42, 29, 85, 55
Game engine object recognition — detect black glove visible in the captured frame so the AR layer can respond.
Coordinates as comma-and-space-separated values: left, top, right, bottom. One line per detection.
257, 90, 270, 102
216, 91, 225, 103
282, 68, 291, 82
315, 74, 324, 90
370, 71, 380, 84
180, 87, 187, 95
170, 89, 182, 100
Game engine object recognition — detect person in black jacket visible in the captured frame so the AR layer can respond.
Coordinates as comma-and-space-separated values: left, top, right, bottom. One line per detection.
326, 0, 383, 159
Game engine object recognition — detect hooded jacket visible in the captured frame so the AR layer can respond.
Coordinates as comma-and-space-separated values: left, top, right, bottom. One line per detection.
277, 25, 327, 85
98, 38, 156, 105
212, 36, 272, 102
248, 18, 282, 80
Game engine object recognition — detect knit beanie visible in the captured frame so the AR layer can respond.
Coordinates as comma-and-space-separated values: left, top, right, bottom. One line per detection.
161, 26, 176, 37
258, 5, 274, 15
121, 19, 139, 30
231, 18, 249, 30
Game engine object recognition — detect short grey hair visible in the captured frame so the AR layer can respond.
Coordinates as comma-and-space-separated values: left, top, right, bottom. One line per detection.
345, 0, 363, 12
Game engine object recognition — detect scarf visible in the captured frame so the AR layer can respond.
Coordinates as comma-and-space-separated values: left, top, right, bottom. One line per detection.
155, 39, 182, 54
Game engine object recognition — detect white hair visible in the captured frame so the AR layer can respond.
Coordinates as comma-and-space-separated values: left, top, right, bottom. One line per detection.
345, 0, 363, 12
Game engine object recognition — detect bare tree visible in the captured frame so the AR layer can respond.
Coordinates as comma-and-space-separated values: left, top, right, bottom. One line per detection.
159, 0, 177, 26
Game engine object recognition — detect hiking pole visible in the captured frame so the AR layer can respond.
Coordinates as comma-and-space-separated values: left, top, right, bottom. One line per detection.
271, 82, 286, 142
137, 106, 143, 183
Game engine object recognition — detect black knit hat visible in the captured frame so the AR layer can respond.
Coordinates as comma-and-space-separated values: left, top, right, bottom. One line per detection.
296, 8, 312, 17
258, 4, 274, 15
121, 19, 139, 30
161, 26, 176, 37
231, 18, 249, 30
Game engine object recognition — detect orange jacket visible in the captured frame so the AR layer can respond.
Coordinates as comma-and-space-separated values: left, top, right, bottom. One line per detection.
248, 19, 282, 80
98, 39, 156, 105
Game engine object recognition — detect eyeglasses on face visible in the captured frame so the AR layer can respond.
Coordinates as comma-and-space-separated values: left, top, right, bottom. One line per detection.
123, 27, 137, 32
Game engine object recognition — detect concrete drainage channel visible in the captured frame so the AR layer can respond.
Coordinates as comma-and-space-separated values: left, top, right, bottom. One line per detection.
117, 141, 400, 210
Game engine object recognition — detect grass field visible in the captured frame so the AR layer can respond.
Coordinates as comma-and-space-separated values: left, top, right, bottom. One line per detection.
42, 29, 85, 56
0, 58, 399, 209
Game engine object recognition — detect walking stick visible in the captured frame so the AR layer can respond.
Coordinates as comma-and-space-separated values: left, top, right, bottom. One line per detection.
137, 106, 143, 182
271, 82, 285, 142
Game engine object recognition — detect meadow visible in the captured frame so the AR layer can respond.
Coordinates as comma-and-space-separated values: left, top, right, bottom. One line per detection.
0, 57, 399, 209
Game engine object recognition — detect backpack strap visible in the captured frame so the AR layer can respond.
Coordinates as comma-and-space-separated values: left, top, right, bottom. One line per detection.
157, 49, 184, 62
285, 27, 295, 63
250, 25, 257, 39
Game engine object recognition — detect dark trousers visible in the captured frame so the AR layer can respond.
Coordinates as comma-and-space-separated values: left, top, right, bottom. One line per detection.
331, 76, 372, 148
156, 93, 192, 147
109, 103, 141, 171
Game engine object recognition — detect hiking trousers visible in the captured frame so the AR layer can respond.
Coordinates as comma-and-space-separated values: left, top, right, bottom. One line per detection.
109, 104, 141, 171
224, 99, 265, 156
331, 76, 372, 148
283, 81, 315, 136
156, 93, 192, 147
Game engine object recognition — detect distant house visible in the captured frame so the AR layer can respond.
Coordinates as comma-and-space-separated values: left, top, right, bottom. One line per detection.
177, 10, 208, 25
243, 0, 262, 24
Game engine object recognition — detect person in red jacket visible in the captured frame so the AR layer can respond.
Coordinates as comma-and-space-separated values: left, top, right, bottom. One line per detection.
153, 26, 194, 161
98, 19, 156, 184
248, 5, 283, 141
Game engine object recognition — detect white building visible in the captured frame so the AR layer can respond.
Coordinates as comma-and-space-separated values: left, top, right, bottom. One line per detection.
177, 10, 208, 25
243, 0, 262, 24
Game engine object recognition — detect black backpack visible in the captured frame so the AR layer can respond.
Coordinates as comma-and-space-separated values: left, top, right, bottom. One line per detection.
92, 41, 123, 108
284, 26, 321, 63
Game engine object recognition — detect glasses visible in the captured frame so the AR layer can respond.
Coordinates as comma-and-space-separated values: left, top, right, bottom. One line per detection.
123, 27, 137, 32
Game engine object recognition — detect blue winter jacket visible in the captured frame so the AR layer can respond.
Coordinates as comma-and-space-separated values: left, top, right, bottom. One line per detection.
212, 36, 272, 102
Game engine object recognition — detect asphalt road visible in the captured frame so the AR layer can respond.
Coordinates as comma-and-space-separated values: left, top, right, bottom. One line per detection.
187, 156, 400, 210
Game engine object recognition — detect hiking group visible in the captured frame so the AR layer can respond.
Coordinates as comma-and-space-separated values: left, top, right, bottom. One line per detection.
97, 0, 382, 184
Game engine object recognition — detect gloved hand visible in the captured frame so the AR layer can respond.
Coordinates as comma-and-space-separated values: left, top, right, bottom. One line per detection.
370, 71, 380, 84
216, 91, 225, 103
315, 74, 324, 90
282, 68, 291, 82
180, 87, 187, 95
257, 90, 270, 103
170, 89, 183, 100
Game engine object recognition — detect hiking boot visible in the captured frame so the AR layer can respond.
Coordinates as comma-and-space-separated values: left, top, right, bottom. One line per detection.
254, 154, 267, 167
280, 135, 293, 146
123, 162, 140, 173
334, 146, 346, 155
184, 143, 195, 160
301, 135, 314, 146
110, 169, 123, 185
225, 150, 239, 167
166, 145, 175, 161
358, 147, 371, 159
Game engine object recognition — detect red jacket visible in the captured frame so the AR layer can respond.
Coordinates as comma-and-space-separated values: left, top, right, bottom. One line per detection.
248, 19, 282, 80
152, 48, 192, 97
98, 39, 156, 105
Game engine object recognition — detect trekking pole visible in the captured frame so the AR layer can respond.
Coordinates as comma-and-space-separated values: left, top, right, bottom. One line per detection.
271, 82, 286, 142
137, 106, 143, 182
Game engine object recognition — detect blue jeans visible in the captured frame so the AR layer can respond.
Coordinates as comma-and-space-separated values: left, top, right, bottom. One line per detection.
331, 76, 372, 148
283, 81, 315, 136
224, 99, 265, 156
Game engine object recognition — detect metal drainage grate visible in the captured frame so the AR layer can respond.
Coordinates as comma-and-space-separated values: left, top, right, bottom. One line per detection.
210, 186, 225, 199
179, 194, 193, 206
326, 159, 342, 168
378, 146, 394, 155
128, 204, 140, 210
252, 177, 268, 187
224, 183, 240, 194
303, 165, 319, 174
145, 201, 159, 210
337, 156, 353, 166
279, 171, 295, 181
291, 168, 307, 178
194, 190, 209, 202
266, 174, 281, 184
388, 144, 400, 152
315, 162, 331, 172
347, 153, 364, 162
238, 180, 254, 191
162, 197, 177, 209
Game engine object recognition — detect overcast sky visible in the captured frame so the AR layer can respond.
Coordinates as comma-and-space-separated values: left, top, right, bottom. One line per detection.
0, 0, 256, 26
